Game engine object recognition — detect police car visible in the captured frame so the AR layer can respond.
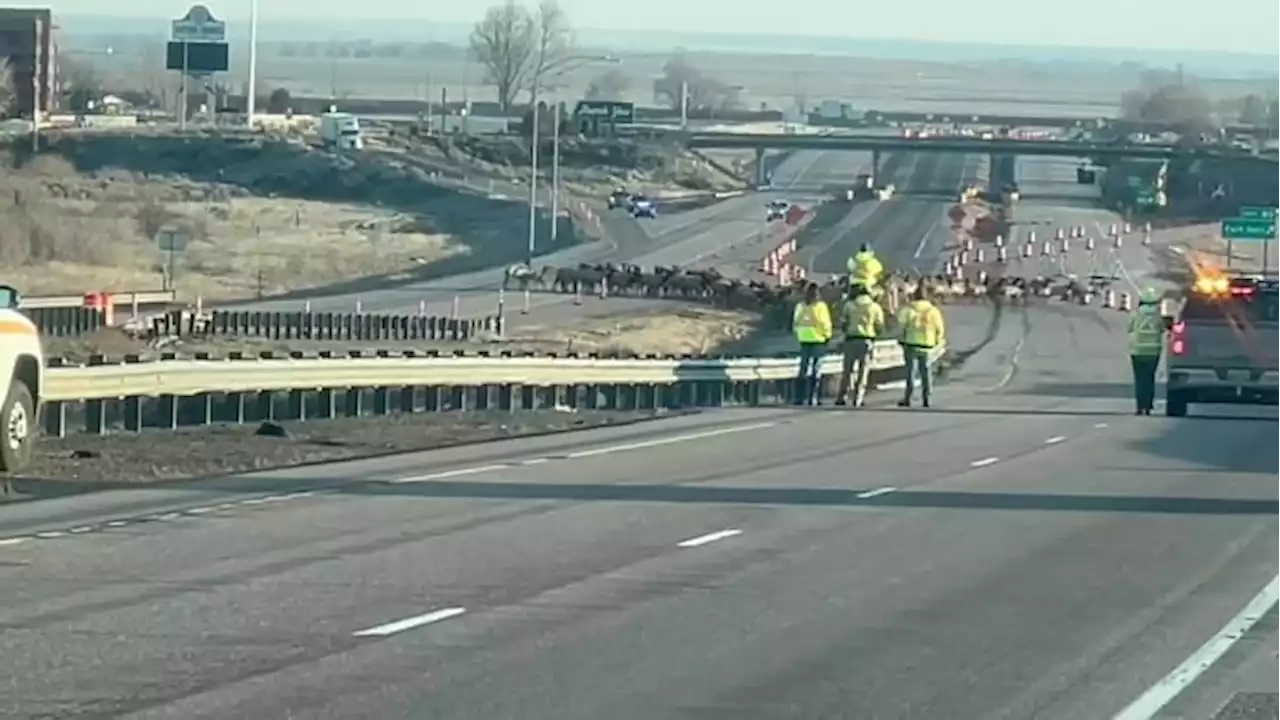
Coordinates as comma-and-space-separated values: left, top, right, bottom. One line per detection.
1164, 272, 1279, 417
766, 200, 789, 221
629, 194, 656, 218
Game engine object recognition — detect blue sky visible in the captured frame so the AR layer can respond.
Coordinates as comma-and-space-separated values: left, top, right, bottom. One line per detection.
52, 0, 1279, 61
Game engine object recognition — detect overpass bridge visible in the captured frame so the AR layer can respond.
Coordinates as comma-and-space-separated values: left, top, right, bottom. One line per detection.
853, 110, 1274, 138
684, 132, 1275, 187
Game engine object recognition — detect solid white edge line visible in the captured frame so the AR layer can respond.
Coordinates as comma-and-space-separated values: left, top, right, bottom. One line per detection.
856, 486, 897, 499
970, 456, 1000, 468
1112, 574, 1280, 720
393, 464, 510, 484
352, 607, 468, 638
565, 422, 777, 459
1045, 436, 1068, 445
677, 529, 743, 548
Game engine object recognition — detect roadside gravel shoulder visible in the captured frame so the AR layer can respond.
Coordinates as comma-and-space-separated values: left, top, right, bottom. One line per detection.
13, 409, 677, 494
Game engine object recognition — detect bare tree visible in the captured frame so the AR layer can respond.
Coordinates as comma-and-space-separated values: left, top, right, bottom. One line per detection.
653, 52, 729, 111
469, 1, 537, 112
525, 0, 576, 101
0, 58, 13, 117
1119, 79, 1216, 132
1238, 94, 1269, 125
585, 67, 630, 101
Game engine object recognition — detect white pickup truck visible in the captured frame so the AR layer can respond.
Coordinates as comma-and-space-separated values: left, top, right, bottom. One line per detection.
0, 285, 43, 473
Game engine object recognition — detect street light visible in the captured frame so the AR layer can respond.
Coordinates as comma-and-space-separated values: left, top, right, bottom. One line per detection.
246, 0, 259, 128
526, 54, 620, 266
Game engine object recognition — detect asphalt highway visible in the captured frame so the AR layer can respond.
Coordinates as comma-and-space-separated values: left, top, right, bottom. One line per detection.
792, 151, 986, 277
0, 298, 1273, 719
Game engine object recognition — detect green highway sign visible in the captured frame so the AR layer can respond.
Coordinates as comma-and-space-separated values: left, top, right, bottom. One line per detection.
1221, 218, 1277, 240
1239, 206, 1277, 221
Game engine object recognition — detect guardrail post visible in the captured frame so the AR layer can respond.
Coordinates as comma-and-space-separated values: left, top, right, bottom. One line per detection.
256, 392, 275, 421
317, 389, 337, 419
747, 380, 763, 406
123, 397, 143, 432
400, 386, 418, 413
288, 391, 307, 421
372, 388, 390, 415
159, 396, 179, 430
83, 354, 110, 435
345, 389, 363, 417
449, 386, 467, 411
193, 393, 213, 426
423, 386, 442, 412
676, 380, 695, 408
497, 384, 516, 412
520, 385, 538, 410
475, 384, 494, 411
42, 400, 66, 438
228, 393, 246, 424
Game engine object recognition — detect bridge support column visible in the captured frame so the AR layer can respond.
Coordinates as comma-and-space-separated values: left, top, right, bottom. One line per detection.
988, 153, 1000, 187
755, 147, 767, 187
870, 149, 881, 186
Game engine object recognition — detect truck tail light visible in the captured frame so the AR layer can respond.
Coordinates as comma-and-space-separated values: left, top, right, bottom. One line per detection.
1170, 321, 1186, 356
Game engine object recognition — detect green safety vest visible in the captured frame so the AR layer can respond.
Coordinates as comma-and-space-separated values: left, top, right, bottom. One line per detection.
1127, 306, 1164, 356
843, 296, 884, 340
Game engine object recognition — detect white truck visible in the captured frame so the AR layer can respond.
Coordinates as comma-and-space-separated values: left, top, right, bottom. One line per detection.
319, 112, 363, 150
0, 285, 42, 474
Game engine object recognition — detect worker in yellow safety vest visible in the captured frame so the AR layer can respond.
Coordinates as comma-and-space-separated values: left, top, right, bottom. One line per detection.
1127, 287, 1166, 415
896, 285, 946, 408
835, 283, 886, 407
847, 243, 885, 290
793, 282, 833, 405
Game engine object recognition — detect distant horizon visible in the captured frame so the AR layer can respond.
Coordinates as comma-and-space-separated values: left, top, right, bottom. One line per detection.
51, 13, 1279, 79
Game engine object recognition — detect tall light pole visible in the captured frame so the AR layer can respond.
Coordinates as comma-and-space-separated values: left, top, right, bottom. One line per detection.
525, 54, 619, 266
245, 0, 259, 128
546, 56, 620, 247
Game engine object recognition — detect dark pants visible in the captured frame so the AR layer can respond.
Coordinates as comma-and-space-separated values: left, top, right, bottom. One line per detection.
901, 345, 933, 405
795, 342, 826, 405
1130, 354, 1160, 411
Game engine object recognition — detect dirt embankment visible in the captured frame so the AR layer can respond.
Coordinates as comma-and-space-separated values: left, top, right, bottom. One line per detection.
0, 133, 588, 303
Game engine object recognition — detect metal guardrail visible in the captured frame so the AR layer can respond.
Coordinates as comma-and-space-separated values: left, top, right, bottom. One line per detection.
39, 343, 945, 436
18, 290, 177, 310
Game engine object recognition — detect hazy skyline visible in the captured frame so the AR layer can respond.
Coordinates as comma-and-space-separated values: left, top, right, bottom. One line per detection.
47, 0, 1280, 57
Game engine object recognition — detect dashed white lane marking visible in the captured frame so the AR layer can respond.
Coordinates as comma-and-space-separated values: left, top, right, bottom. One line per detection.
393, 464, 511, 484
912, 232, 931, 259
352, 606, 468, 638
1113, 574, 1279, 720
970, 456, 1000, 468
0, 537, 27, 546
856, 486, 897, 499
1095, 422, 1109, 429
565, 422, 777, 459
677, 529, 743, 548
1045, 436, 1068, 445
520, 457, 550, 466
